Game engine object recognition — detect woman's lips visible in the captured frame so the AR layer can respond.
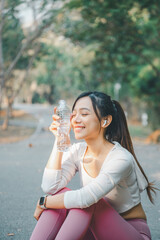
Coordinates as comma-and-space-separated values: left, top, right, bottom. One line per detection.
74, 126, 85, 132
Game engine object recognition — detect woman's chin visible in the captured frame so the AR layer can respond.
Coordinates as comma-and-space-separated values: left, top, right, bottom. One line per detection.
74, 133, 85, 140
74, 135, 83, 140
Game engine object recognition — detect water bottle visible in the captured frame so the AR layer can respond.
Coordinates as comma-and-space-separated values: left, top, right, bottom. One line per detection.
56, 100, 71, 152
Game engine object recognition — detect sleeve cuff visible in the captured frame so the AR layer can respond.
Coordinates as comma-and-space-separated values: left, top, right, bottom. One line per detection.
64, 190, 82, 209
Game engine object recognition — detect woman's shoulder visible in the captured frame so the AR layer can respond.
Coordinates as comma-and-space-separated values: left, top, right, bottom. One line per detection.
111, 141, 134, 161
103, 141, 134, 170
101, 142, 134, 176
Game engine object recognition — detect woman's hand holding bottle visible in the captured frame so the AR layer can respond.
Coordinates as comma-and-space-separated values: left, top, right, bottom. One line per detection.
49, 107, 60, 138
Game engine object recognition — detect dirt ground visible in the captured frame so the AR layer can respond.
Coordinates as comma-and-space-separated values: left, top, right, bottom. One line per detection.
0, 109, 37, 144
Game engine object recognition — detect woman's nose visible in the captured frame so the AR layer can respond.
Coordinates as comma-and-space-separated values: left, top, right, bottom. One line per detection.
72, 114, 81, 123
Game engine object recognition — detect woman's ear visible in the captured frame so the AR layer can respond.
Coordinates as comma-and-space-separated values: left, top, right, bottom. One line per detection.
102, 115, 112, 128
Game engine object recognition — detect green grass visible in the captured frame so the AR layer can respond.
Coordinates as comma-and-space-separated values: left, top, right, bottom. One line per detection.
128, 124, 152, 139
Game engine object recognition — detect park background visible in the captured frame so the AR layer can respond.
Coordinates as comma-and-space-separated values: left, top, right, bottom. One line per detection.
0, 0, 160, 239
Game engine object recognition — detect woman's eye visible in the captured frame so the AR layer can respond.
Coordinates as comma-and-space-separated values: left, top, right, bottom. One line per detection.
82, 114, 88, 116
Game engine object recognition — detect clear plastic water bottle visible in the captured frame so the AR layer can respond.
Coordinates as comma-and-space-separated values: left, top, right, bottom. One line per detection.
56, 100, 71, 152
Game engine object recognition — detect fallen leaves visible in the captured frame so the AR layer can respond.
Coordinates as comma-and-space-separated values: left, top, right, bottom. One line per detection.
7, 233, 15, 236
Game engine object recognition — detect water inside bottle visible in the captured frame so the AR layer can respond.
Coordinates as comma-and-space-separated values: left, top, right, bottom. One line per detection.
56, 100, 71, 151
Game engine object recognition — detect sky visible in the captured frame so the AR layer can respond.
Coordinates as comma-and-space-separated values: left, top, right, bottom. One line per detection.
17, 1, 63, 28
17, 2, 34, 27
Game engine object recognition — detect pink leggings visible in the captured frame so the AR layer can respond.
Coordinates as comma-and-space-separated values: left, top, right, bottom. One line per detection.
30, 188, 151, 240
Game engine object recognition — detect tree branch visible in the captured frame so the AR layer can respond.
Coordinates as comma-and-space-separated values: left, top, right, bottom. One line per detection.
11, 44, 41, 101
130, 50, 160, 78
4, 17, 54, 82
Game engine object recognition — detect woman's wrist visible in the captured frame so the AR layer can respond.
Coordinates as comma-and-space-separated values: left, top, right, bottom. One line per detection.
45, 193, 65, 209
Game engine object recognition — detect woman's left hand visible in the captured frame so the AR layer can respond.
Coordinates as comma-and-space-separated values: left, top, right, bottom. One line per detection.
34, 200, 44, 221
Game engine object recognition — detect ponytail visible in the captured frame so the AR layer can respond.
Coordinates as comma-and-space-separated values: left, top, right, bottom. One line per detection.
109, 100, 158, 204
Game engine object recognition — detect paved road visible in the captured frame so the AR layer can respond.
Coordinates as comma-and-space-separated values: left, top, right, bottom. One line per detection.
0, 104, 160, 240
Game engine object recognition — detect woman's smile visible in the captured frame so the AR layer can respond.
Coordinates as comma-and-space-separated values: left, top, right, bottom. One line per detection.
74, 126, 85, 132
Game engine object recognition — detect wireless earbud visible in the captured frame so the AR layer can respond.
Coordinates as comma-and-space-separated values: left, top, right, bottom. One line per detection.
103, 120, 107, 127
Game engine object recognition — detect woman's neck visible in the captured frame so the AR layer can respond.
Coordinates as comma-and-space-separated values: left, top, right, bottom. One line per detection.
85, 136, 113, 158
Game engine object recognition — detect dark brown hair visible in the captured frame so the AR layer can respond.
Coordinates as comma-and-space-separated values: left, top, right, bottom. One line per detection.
72, 91, 157, 203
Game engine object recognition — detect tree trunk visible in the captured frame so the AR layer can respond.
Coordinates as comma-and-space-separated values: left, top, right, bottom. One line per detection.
1, 96, 14, 130
0, 0, 5, 109
1, 98, 9, 130
8, 100, 13, 118
1, 44, 40, 130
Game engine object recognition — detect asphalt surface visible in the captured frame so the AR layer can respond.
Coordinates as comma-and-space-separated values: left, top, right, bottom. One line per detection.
0, 104, 160, 240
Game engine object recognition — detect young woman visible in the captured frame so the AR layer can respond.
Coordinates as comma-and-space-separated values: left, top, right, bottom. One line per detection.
30, 91, 155, 240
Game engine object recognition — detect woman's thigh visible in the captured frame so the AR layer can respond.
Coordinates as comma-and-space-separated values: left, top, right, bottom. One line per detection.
55, 205, 95, 240
90, 199, 150, 240
127, 219, 151, 240
83, 228, 95, 240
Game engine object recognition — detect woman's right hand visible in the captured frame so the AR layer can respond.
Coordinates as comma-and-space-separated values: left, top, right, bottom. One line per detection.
49, 107, 60, 137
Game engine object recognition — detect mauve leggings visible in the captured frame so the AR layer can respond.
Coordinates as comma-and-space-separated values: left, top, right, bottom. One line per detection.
30, 188, 151, 240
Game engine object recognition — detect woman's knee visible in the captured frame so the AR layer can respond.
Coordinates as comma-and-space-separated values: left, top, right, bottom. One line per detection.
30, 209, 68, 240
38, 208, 67, 223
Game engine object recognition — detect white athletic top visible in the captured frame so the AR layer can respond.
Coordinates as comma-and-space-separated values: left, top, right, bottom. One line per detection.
41, 141, 148, 213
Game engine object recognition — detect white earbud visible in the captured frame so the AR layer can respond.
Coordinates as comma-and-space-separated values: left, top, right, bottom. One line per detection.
103, 120, 107, 127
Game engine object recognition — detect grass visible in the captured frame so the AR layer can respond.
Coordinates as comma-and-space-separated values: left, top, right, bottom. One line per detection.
128, 123, 152, 140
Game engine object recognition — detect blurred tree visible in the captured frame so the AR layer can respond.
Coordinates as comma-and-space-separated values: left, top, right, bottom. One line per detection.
1, 0, 160, 129
54, 0, 160, 128
0, 0, 4, 105
0, 0, 62, 129
35, 43, 93, 103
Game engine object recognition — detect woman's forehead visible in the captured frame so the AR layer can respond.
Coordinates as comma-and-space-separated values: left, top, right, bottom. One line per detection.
73, 97, 93, 110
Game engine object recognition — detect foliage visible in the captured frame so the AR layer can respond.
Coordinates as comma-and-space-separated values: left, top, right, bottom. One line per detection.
52, 0, 160, 128
0, 0, 64, 129
35, 43, 93, 103
3, 0, 25, 69
1, 0, 160, 130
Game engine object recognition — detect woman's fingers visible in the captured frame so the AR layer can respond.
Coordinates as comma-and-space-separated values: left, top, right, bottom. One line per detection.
48, 107, 60, 136
52, 114, 60, 121
54, 106, 57, 114
51, 120, 60, 126
49, 119, 60, 136
33, 201, 44, 221
52, 107, 60, 121
50, 121, 60, 129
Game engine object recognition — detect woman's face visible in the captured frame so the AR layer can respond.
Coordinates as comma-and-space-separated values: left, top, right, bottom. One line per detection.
71, 96, 102, 140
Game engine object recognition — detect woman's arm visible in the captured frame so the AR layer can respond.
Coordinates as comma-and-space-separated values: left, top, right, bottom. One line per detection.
46, 110, 63, 170
34, 153, 132, 220
42, 151, 132, 209
41, 143, 79, 194
46, 139, 63, 170
46, 193, 65, 208
41, 109, 78, 194
64, 152, 133, 209
34, 193, 65, 220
